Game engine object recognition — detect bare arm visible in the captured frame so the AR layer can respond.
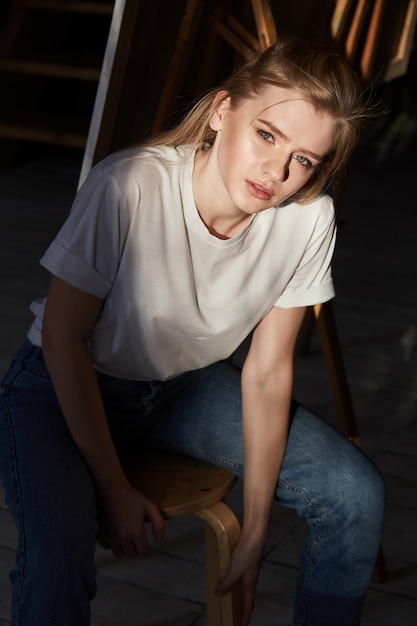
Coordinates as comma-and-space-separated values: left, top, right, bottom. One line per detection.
42, 276, 164, 557
217, 305, 306, 624
241, 305, 306, 541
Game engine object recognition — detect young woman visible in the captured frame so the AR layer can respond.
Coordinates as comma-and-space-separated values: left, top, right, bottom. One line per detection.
0, 38, 385, 625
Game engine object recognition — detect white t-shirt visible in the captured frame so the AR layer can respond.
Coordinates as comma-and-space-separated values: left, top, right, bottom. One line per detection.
28, 145, 336, 381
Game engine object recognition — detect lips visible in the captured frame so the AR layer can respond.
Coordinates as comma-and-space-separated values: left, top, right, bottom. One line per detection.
245, 179, 273, 201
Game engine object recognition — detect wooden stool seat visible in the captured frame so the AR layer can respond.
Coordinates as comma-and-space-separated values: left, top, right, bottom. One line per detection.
125, 449, 237, 518
125, 450, 242, 626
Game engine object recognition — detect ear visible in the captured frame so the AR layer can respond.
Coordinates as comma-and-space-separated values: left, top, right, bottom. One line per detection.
209, 91, 231, 131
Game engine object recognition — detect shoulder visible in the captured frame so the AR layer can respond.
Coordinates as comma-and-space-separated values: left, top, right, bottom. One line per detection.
276, 193, 335, 234
95, 145, 191, 181
287, 193, 335, 219
80, 145, 193, 207
307, 193, 335, 219
259, 194, 335, 237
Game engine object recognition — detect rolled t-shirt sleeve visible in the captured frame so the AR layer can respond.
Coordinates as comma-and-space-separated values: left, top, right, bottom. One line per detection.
40, 167, 130, 298
275, 195, 337, 308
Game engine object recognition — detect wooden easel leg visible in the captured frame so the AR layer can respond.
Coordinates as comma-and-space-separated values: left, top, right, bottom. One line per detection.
312, 301, 386, 582
251, 0, 278, 47
313, 301, 360, 444
152, 0, 205, 133
373, 547, 388, 583
298, 306, 316, 357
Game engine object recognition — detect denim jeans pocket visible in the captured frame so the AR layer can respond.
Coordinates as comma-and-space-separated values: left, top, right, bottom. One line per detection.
1, 339, 51, 393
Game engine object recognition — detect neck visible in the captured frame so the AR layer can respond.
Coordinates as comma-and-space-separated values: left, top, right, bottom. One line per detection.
192, 146, 251, 239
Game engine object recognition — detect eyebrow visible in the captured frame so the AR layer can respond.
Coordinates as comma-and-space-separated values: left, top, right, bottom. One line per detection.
257, 118, 324, 163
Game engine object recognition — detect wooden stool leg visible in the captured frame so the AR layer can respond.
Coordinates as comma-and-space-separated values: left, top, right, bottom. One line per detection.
196, 501, 242, 626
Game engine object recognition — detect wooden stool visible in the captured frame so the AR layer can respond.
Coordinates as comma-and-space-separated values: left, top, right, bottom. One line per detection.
124, 450, 242, 626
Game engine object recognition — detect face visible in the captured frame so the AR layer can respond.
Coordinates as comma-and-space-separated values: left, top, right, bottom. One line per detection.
209, 85, 336, 215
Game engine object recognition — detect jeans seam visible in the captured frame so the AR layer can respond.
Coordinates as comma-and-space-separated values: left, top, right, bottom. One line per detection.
277, 477, 328, 625
3, 392, 26, 625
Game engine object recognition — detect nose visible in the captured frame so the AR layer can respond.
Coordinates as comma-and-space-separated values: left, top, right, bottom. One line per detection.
262, 154, 290, 182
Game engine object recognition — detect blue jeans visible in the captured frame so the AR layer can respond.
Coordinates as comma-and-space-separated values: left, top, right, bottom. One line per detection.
0, 340, 385, 625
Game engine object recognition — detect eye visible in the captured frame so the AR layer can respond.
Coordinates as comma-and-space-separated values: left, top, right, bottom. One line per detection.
293, 154, 312, 168
258, 129, 274, 143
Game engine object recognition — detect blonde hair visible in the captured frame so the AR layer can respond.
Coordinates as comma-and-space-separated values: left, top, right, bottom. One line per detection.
150, 37, 367, 203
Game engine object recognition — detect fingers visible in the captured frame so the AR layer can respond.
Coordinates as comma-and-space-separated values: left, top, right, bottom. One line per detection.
146, 499, 165, 544
215, 569, 235, 596
145, 500, 165, 543
239, 576, 256, 626
216, 572, 255, 626
97, 494, 165, 559
112, 507, 163, 558
104, 524, 152, 559
240, 590, 255, 626
114, 536, 150, 559
215, 541, 262, 626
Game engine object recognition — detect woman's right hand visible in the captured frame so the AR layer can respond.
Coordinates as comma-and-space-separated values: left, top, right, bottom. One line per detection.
96, 483, 165, 558
41, 277, 165, 559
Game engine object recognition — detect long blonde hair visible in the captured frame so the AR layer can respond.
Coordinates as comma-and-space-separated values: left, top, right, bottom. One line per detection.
150, 37, 367, 203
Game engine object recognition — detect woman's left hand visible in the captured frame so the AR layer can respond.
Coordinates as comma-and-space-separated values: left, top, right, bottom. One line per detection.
215, 535, 264, 626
